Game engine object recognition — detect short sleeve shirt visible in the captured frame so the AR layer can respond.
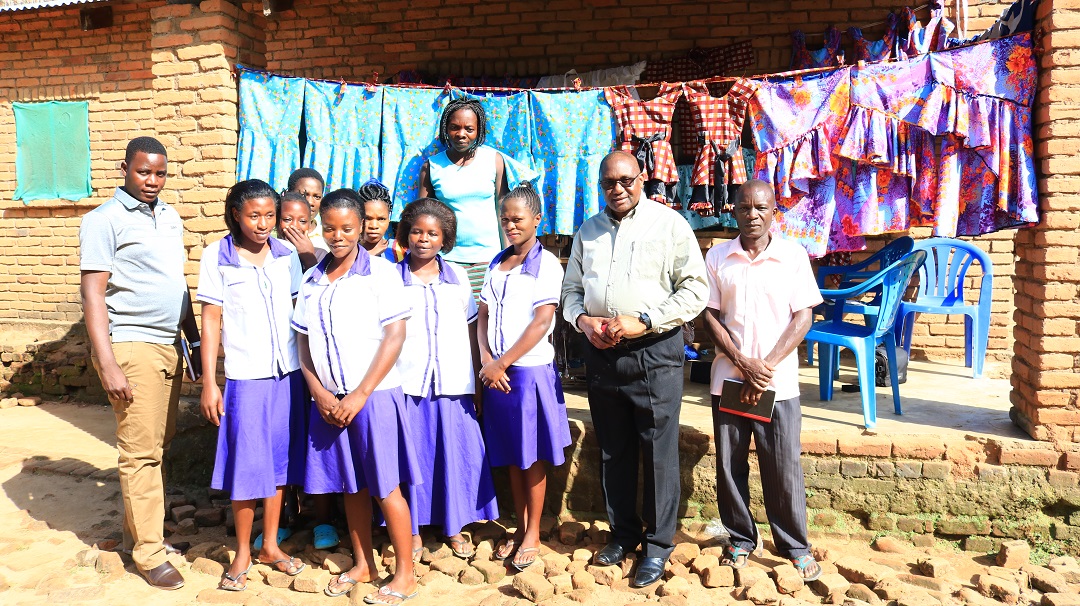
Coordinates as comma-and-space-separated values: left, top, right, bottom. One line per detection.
705, 235, 823, 401
397, 255, 478, 397
292, 252, 411, 395
78, 187, 188, 344
196, 235, 303, 380
480, 241, 564, 367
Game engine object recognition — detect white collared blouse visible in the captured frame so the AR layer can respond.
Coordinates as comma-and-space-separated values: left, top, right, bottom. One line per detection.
196, 235, 303, 380
396, 255, 479, 398
480, 241, 564, 367
291, 251, 412, 395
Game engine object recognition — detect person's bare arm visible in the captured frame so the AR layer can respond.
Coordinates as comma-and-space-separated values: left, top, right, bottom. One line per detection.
494, 153, 508, 248
764, 308, 813, 368
81, 270, 131, 403
703, 306, 773, 404
480, 304, 556, 393
334, 319, 406, 427
418, 160, 434, 199
199, 304, 223, 425
297, 333, 340, 426
180, 295, 202, 379
469, 320, 483, 415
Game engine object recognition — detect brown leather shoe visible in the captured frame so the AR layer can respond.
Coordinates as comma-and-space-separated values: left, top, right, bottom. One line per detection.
139, 561, 185, 590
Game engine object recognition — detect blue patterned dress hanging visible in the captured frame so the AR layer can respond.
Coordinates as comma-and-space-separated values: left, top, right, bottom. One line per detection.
303, 80, 383, 191
236, 69, 305, 191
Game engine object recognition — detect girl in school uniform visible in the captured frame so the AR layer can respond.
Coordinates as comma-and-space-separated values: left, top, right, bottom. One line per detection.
277, 191, 326, 271
477, 183, 572, 571
395, 198, 499, 559
291, 189, 420, 604
197, 179, 307, 591
358, 179, 406, 263
286, 167, 331, 258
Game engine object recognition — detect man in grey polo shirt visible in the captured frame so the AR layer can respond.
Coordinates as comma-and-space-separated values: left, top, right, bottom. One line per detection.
80, 136, 201, 590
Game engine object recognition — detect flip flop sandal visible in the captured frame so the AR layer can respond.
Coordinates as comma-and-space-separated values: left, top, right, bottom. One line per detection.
412, 546, 423, 563
720, 545, 751, 569
447, 536, 475, 559
791, 554, 823, 582
324, 572, 357, 598
264, 556, 305, 576
253, 527, 293, 551
218, 563, 253, 592
494, 538, 517, 561
363, 585, 419, 605
314, 523, 341, 550
511, 546, 540, 572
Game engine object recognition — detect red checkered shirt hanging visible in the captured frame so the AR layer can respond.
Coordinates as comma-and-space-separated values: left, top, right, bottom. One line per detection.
605, 82, 682, 207
685, 80, 751, 188
642, 41, 757, 163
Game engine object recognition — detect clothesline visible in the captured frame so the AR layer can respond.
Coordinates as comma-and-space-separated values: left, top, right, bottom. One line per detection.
234, 28, 1024, 99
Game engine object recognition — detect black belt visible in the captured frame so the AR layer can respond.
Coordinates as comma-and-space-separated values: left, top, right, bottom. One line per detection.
610, 327, 680, 350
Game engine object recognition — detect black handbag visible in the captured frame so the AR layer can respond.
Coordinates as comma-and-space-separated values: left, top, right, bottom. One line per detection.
875, 344, 909, 386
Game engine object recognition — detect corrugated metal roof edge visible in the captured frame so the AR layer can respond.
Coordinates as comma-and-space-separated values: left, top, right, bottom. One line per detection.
0, 0, 101, 12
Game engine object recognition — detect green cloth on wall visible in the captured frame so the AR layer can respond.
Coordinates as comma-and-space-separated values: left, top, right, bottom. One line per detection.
14, 101, 92, 203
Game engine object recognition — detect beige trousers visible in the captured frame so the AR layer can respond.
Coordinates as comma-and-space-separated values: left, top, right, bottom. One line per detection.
92, 341, 182, 571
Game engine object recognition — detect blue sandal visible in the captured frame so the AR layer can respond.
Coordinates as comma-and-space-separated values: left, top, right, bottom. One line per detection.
791, 554, 823, 582
253, 527, 293, 551
720, 545, 751, 569
313, 524, 341, 550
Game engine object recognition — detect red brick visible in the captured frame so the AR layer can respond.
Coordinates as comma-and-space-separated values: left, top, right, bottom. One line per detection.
891, 436, 946, 460
801, 434, 837, 455
837, 436, 891, 458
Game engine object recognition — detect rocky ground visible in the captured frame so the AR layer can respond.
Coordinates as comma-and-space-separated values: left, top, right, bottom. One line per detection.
2, 401, 1080, 606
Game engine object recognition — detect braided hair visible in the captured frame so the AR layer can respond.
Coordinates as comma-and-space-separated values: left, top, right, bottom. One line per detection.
357, 179, 393, 216
499, 181, 542, 216
438, 98, 487, 152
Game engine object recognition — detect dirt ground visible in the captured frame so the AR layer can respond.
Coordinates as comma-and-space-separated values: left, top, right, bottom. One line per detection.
0, 402, 1071, 606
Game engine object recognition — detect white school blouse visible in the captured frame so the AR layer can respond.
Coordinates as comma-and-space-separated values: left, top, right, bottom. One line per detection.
479, 241, 564, 367
291, 251, 411, 395
397, 255, 478, 398
196, 235, 303, 380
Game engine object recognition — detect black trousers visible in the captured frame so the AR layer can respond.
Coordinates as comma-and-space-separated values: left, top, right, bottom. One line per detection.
713, 396, 810, 559
584, 328, 683, 559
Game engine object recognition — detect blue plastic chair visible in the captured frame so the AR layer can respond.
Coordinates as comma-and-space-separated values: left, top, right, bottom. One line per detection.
894, 238, 993, 379
808, 236, 914, 365
805, 250, 927, 429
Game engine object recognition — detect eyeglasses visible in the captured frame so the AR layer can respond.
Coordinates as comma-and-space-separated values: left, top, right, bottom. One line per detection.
599, 170, 643, 191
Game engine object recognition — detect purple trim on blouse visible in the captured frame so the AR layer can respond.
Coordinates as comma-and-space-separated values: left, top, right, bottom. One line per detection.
217, 234, 292, 267
306, 247, 372, 284
487, 239, 543, 278
397, 253, 460, 286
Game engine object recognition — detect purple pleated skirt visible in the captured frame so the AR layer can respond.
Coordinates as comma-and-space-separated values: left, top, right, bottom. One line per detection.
304, 387, 421, 500
211, 370, 306, 501
482, 363, 572, 469
404, 391, 499, 535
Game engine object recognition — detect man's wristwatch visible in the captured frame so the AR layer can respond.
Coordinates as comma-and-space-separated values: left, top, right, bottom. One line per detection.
638, 312, 652, 331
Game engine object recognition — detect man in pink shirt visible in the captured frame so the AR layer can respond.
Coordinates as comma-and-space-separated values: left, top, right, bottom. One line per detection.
702, 179, 824, 581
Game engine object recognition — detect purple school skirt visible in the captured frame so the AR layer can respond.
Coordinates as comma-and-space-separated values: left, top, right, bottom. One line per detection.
304, 387, 421, 500
404, 391, 499, 536
211, 370, 306, 501
482, 363, 572, 469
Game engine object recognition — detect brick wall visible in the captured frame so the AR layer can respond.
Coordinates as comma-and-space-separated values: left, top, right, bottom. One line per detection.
0, 0, 1035, 400
0, 1, 161, 326
1011, 0, 1080, 442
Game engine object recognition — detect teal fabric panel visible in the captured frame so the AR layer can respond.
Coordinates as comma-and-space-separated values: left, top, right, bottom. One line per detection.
303, 80, 383, 191
236, 69, 305, 191
14, 101, 92, 202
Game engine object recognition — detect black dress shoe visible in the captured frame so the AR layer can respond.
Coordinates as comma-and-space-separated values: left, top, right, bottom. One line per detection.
139, 561, 185, 590
593, 543, 626, 566
632, 556, 666, 588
